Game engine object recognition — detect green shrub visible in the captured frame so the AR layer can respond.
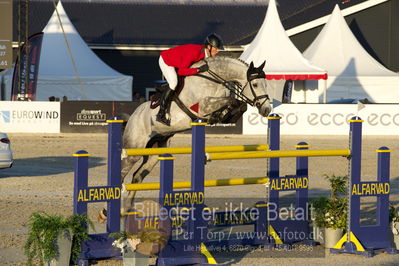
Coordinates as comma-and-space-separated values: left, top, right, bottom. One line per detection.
311, 175, 348, 230
24, 212, 92, 265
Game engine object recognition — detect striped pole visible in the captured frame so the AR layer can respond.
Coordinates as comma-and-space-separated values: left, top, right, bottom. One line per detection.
206, 149, 351, 160
124, 144, 269, 156
125, 177, 269, 191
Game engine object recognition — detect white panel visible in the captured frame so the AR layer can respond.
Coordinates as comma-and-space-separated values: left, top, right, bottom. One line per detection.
0, 101, 60, 133
243, 104, 399, 135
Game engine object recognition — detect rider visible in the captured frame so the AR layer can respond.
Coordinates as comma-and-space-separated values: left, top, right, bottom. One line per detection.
156, 33, 224, 126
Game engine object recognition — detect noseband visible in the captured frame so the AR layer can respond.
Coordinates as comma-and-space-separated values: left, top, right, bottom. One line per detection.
246, 74, 270, 108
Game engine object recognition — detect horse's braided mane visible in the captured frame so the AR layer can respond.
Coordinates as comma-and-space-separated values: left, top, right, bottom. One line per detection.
234, 57, 250, 67
210, 55, 249, 67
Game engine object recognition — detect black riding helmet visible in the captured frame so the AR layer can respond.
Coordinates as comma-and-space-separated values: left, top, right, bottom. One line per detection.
204, 33, 225, 50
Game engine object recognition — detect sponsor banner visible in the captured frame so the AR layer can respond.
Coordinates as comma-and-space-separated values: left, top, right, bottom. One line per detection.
243, 104, 399, 135
61, 101, 140, 133
11, 32, 44, 101
0, 101, 60, 133
182, 120, 243, 134
61, 101, 242, 134
204, 118, 243, 134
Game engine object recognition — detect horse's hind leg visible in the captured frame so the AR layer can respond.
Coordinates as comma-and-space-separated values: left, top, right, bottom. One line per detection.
122, 154, 159, 212
97, 150, 140, 222
120, 155, 140, 214
123, 135, 173, 212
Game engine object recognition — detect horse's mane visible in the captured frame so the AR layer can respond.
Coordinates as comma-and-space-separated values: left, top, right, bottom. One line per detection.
206, 55, 249, 67
233, 57, 250, 67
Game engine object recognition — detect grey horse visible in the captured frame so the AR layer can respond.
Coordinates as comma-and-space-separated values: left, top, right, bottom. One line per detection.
118, 56, 271, 215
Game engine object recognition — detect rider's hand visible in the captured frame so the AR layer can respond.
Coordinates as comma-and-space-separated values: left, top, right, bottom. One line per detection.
197, 64, 209, 73
225, 81, 238, 90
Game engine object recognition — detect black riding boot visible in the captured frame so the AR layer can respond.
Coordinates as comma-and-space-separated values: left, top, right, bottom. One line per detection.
156, 88, 174, 126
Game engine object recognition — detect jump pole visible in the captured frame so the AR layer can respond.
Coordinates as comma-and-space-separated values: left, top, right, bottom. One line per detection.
124, 144, 269, 156
125, 177, 270, 191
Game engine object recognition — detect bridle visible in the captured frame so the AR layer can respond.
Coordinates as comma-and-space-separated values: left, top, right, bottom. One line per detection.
197, 66, 270, 108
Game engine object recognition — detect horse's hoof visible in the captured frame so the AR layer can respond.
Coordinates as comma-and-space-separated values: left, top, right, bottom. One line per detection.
97, 208, 107, 223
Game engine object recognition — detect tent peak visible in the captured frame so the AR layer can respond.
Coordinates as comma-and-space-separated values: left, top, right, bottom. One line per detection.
303, 2, 398, 77
239, 0, 326, 79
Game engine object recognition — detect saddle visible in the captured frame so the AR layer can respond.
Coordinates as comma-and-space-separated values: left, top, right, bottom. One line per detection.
150, 77, 185, 109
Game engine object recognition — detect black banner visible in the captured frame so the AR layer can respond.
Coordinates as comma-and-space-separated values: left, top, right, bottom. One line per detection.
11, 32, 44, 101
204, 118, 243, 134
61, 101, 242, 134
60, 101, 140, 133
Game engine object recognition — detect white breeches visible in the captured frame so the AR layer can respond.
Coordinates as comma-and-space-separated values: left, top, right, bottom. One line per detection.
159, 56, 178, 91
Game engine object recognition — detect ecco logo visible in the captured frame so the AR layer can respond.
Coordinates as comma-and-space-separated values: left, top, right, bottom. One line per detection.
367, 113, 399, 126
247, 112, 399, 126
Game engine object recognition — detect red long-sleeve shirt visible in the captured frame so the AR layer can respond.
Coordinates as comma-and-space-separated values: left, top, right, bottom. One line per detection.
160, 44, 205, 76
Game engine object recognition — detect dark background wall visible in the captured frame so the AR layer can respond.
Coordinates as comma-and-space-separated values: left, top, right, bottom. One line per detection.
92, 49, 162, 99
92, 0, 399, 97
91, 50, 241, 98
6, 0, 399, 98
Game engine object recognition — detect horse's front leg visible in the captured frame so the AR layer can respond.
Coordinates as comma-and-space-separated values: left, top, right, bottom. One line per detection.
120, 155, 141, 214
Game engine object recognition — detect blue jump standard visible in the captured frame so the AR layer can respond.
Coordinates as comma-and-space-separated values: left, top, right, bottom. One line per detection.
73, 115, 396, 265
330, 118, 397, 257
73, 119, 123, 265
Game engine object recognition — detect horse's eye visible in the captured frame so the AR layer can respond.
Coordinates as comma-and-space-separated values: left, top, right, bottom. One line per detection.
253, 83, 258, 88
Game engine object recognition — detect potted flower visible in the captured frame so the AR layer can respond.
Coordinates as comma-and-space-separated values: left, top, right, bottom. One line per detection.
311, 175, 348, 248
389, 203, 399, 250
110, 229, 168, 266
24, 212, 92, 265
323, 197, 348, 248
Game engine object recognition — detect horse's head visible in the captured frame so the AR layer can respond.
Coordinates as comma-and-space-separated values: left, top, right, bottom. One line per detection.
244, 61, 271, 117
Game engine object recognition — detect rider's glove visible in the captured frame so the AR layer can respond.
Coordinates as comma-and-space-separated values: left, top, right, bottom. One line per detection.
224, 81, 239, 90
197, 64, 209, 73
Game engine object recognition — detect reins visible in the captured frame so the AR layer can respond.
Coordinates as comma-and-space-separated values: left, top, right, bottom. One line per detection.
196, 63, 269, 107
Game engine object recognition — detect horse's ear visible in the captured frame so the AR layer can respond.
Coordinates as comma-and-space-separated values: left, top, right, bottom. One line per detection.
258, 61, 266, 71
249, 61, 254, 70
248, 61, 264, 81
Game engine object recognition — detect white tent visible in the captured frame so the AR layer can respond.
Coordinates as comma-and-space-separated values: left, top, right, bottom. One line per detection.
239, 0, 326, 102
303, 5, 399, 103
2, 1, 133, 101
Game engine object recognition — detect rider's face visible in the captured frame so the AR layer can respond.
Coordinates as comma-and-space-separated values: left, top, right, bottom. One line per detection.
206, 46, 220, 57
211, 47, 219, 57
